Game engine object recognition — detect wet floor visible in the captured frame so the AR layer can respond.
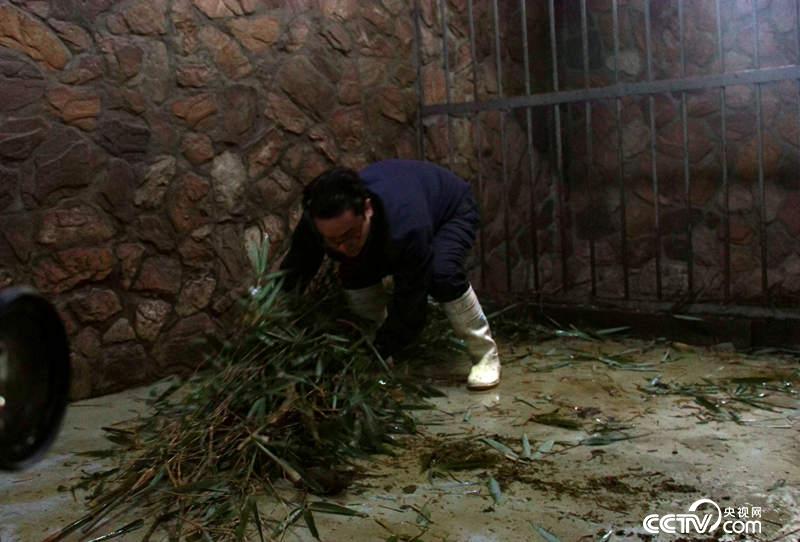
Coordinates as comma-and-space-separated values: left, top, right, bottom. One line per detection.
2, 335, 799, 541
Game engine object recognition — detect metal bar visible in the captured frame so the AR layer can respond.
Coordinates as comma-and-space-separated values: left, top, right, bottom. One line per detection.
754, 1, 768, 297
794, 0, 800, 166
716, 0, 731, 302
421, 65, 800, 115
581, 0, 596, 296
413, 0, 425, 159
439, 0, 454, 166
613, 0, 629, 298
491, 0, 512, 292
549, 0, 568, 292
533, 297, 800, 322
679, 0, 693, 295
796, 0, 800, 172
467, 0, 486, 291
645, 0, 662, 300
794, 4, 800, 310
547, 2, 559, 91
520, 0, 540, 292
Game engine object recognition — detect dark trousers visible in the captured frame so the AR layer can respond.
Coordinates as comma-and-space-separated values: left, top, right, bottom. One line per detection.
338, 193, 479, 303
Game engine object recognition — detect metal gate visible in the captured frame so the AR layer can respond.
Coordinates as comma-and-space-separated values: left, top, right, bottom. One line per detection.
412, 0, 800, 317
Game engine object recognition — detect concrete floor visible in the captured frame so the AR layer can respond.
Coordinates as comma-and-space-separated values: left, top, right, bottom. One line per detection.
2, 335, 799, 541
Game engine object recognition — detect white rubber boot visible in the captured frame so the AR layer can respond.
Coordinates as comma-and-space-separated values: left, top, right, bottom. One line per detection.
343, 283, 388, 325
441, 285, 501, 390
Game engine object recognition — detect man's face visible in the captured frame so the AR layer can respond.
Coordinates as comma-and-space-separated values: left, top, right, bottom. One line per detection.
314, 198, 373, 258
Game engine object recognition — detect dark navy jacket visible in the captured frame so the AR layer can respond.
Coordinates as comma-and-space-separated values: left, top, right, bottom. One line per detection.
280, 160, 472, 356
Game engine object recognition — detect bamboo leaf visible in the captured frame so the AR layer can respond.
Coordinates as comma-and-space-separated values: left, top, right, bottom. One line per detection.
580, 432, 636, 446
235, 503, 249, 542
488, 477, 503, 505
307, 501, 366, 517
76, 449, 117, 458
513, 396, 541, 409
249, 500, 265, 542
253, 439, 302, 484
594, 326, 631, 336
540, 440, 554, 453
555, 328, 595, 341
531, 523, 561, 542
273, 507, 304, 538
694, 396, 720, 413
672, 314, 705, 321
529, 411, 582, 430
480, 437, 519, 460
303, 508, 320, 540
521, 434, 532, 460
531, 439, 555, 460
85, 519, 144, 542
247, 397, 266, 419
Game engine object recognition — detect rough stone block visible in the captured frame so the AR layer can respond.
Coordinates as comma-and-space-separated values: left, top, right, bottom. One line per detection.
70, 288, 122, 323
0, 4, 71, 69
38, 203, 115, 247
168, 172, 211, 233
133, 256, 182, 295
135, 299, 171, 341
277, 56, 336, 116
176, 275, 216, 316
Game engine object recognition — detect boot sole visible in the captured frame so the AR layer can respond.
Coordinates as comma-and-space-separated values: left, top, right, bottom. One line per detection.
466, 379, 500, 391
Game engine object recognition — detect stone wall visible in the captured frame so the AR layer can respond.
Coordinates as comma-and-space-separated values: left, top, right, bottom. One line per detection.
0, 0, 419, 399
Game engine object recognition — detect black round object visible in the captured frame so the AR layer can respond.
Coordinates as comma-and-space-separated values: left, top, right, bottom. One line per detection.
0, 287, 70, 470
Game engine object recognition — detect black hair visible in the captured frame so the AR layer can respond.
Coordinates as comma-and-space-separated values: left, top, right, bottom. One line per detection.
302, 167, 370, 219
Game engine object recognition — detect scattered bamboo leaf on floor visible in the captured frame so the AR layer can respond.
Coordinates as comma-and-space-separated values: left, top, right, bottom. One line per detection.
76, 450, 118, 458
529, 410, 583, 430
486, 303, 522, 320
303, 509, 320, 540
538, 440, 554, 453
421, 439, 500, 477
531, 440, 554, 460
694, 395, 720, 413
480, 437, 520, 461
526, 360, 574, 372
555, 326, 596, 341
410, 502, 431, 527
672, 314, 705, 322
306, 502, 367, 517
513, 396, 543, 409
488, 477, 503, 505
580, 432, 639, 447
84, 519, 144, 542
531, 523, 561, 542
594, 326, 631, 336
249, 500, 264, 542
521, 434, 532, 460
767, 479, 786, 492
273, 507, 304, 539
595, 356, 657, 372
638, 370, 799, 423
